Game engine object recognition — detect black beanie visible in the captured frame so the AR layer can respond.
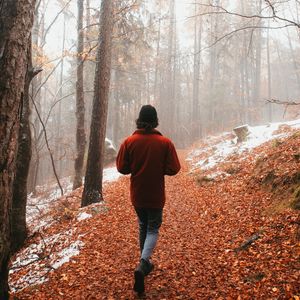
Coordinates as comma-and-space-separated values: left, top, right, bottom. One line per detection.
138, 105, 158, 123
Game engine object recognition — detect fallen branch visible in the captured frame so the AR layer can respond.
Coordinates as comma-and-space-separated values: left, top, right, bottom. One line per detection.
266, 98, 300, 105
234, 232, 261, 252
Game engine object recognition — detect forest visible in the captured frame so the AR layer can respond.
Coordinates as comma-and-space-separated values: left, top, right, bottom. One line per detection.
0, 0, 299, 299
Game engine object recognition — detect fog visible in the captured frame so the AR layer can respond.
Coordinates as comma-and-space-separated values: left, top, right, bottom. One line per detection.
29, 0, 300, 191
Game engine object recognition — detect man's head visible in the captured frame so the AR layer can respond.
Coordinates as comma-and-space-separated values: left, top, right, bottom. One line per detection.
136, 105, 159, 130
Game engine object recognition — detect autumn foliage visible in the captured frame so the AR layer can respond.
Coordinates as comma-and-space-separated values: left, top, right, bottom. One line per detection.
10, 130, 300, 299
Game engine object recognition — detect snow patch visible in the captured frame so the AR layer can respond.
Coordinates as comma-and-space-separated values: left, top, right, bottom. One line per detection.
77, 212, 92, 221
189, 119, 300, 172
9, 229, 84, 292
51, 240, 84, 269
27, 166, 120, 231
103, 166, 122, 183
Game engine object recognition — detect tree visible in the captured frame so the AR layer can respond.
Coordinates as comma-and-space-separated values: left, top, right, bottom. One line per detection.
160, 0, 176, 139
81, 0, 114, 206
192, 0, 202, 140
11, 39, 42, 254
0, 0, 36, 297
73, 0, 86, 190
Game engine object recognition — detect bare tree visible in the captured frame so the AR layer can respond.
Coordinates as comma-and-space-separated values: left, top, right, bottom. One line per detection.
0, 0, 36, 297
81, 0, 114, 206
192, 0, 202, 140
73, 0, 86, 190
160, 0, 176, 139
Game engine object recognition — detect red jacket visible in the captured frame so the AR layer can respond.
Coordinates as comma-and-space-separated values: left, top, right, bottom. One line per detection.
116, 129, 181, 209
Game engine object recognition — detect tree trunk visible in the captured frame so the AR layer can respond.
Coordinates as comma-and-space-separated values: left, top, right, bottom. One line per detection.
153, 17, 161, 104
73, 0, 86, 190
275, 41, 290, 101
266, 24, 272, 122
286, 26, 300, 90
11, 39, 42, 254
192, 1, 202, 140
81, 0, 114, 207
0, 0, 36, 297
56, 14, 66, 177
113, 70, 121, 147
208, 0, 220, 132
160, 0, 175, 139
28, 0, 43, 195
252, 0, 262, 124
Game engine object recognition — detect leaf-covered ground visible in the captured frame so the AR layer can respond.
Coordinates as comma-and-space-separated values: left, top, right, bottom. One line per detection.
11, 131, 300, 299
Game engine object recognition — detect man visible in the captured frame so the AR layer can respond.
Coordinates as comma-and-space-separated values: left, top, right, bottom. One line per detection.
116, 105, 181, 295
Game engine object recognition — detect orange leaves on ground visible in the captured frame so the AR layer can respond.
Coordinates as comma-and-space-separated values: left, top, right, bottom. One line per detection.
11, 132, 300, 299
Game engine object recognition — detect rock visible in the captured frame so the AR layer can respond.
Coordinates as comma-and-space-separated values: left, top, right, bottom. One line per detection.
104, 138, 117, 165
233, 125, 249, 143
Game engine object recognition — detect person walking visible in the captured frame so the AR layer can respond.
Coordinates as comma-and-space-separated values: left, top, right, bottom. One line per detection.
116, 105, 181, 295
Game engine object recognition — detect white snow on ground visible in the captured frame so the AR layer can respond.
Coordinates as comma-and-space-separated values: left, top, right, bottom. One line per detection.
51, 240, 84, 269
103, 166, 122, 183
9, 229, 84, 292
26, 176, 73, 230
77, 211, 92, 221
188, 119, 300, 172
10, 165, 120, 291
27, 166, 121, 231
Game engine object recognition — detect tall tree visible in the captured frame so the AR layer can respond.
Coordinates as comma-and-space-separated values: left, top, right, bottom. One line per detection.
192, 1, 202, 140
252, 0, 263, 123
266, 24, 272, 122
28, 0, 43, 195
81, 0, 114, 206
0, 0, 36, 297
160, 0, 176, 139
73, 0, 86, 190
11, 39, 42, 254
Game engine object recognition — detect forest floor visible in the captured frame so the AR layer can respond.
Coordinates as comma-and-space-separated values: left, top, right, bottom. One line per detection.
10, 125, 300, 300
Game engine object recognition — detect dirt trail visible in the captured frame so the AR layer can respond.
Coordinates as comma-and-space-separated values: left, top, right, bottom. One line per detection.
16, 150, 299, 299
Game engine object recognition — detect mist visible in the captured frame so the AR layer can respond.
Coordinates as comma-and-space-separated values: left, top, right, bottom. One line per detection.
29, 0, 300, 190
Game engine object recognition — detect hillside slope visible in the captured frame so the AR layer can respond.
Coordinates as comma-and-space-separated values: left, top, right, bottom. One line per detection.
10, 122, 300, 299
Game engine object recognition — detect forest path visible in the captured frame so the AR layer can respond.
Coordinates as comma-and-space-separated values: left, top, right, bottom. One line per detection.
18, 150, 299, 299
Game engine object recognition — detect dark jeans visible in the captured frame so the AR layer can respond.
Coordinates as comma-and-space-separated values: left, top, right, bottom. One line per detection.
135, 208, 163, 261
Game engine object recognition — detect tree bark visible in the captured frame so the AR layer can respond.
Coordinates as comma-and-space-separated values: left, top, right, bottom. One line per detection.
192, 1, 202, 140
0, 0, 36, 298
252, 0, 262, 124
266, 24, 272, 122
11, 39, 42, 254
28, 0, 44, 195
56, 13, 66, 177
73, 0, 86, 190
160, 0, 176, 139
112, 69, 120, 147
81, 0, 114, 207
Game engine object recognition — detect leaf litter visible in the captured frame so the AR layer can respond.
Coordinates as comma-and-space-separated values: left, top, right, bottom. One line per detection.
10, 121, 300, 299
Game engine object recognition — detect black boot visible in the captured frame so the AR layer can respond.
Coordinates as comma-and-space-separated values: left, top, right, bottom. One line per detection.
143, 259, 154, 276
133, 259, 154, 294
